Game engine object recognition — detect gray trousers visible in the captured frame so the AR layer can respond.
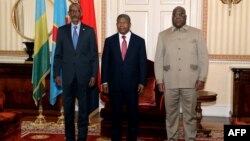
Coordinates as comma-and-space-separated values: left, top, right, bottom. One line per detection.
164, 88, 197, 141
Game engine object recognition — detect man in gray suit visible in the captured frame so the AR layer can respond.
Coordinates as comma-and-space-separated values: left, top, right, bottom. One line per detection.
53, 3, 98, 141
154, 6, 209, 141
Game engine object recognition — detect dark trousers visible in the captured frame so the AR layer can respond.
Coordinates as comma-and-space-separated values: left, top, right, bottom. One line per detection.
63, 75, 89, 141
109, 89, 139, 141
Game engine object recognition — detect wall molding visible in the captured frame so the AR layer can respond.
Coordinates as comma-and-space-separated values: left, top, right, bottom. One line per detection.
0, 50, 25, 56
209, 55, 250, 61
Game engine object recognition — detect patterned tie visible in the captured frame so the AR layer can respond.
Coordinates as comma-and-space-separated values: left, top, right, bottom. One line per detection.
121, 35, 127, 60
73, 26, 78, 49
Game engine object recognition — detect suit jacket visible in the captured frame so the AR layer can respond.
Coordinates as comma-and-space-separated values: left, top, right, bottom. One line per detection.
53, 23, 98, 85
101, 32, 147, 92
154, 25, 209, 89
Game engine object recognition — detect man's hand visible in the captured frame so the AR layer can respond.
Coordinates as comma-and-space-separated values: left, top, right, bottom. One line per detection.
102, 84, 109, 94
88, 77, 96, 87
157, 83, 165, 93
55, 76, 62, 86
195, 80, 205, 90
138, 84, 144, 94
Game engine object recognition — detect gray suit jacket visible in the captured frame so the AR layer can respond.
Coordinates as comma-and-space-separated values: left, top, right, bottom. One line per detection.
154, 25, 209, 89
53, 23, 98, 85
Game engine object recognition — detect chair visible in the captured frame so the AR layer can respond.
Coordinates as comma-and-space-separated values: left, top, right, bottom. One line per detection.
0, 91, 22, 141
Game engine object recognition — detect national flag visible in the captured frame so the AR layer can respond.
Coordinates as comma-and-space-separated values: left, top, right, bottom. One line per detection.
80, 0, 100, 116
32, 0, 50, 106
50, 0, 69, 105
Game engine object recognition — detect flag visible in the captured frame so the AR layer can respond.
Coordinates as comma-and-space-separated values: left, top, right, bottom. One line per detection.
80, 0, 100, 116
50, 0, 69, 105
32, 0, 50, 106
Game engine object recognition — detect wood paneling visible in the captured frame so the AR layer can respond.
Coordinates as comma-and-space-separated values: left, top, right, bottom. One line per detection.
0, 63, 60, 116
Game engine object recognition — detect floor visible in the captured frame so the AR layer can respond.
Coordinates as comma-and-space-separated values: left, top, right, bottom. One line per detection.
19, 113, 228, 141
22, 112, 230, 129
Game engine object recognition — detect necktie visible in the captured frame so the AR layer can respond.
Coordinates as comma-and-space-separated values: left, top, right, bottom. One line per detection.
73, 26, 78, 49
121, 35, 127, 60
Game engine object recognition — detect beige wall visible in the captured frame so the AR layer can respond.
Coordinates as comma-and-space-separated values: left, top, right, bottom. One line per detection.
202, 0, 250, 117
207, 0, 250, 55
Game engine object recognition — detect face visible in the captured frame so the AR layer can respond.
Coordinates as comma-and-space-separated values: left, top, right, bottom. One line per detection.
172, 7, 186, 28
69, 4, 82, 24
116, 17, 131, 35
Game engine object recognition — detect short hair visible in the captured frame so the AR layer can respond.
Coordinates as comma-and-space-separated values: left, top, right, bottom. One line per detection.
172, 6, 186, 15
69, 3, 81, 11
117, 14, 131, 23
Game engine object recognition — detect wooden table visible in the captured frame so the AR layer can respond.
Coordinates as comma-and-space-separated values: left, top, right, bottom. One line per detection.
196, 90, 217, 137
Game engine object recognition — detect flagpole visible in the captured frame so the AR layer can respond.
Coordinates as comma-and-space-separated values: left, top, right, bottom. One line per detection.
32, 0, 50, 127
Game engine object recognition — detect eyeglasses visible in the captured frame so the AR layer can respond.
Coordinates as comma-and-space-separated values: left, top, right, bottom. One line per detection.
69, 10, 80, 14
173, 13, 186, 17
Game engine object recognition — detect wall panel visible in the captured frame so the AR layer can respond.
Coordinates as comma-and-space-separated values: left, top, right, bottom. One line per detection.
0, 0, 23, 52
207, 0, 250, 56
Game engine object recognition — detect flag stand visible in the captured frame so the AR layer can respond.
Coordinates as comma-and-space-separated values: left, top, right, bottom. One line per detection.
57, 95, 64, 126
57, 106, 64, 126
32, 99, 47, 126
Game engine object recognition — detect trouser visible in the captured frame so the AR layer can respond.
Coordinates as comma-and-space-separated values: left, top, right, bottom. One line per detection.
63, 75, 89, 141
164, 88, 197, 141
109, 89, 138, 141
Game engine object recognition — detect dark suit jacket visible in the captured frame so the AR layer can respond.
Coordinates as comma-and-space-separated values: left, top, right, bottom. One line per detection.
101, 33, 147, 92
53, 23, 98, 85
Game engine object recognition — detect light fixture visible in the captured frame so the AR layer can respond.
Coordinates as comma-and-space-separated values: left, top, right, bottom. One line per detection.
220, 0, 242, 16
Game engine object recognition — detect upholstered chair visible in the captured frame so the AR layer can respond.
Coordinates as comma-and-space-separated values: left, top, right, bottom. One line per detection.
0, 91, 22, 141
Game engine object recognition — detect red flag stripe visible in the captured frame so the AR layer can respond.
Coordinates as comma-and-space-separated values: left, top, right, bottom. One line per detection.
80, 0, 101, 90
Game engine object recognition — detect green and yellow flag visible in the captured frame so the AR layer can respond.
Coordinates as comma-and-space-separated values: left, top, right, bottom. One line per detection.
32, 0, 50, 106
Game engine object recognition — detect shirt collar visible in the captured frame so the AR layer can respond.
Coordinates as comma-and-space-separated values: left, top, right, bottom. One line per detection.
171, 25, 188, 32
119, 31, 131, 38
71, 22, 81, 29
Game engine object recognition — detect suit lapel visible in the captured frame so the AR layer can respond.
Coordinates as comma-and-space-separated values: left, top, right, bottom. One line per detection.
125, 33, 134, 61
66, 24, 74, 50
114, 34, 123, 61
76, 23, 85, 51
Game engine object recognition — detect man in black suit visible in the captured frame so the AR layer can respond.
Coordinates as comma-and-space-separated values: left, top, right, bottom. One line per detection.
101, 14, 147, 141
53, 3, 98, 141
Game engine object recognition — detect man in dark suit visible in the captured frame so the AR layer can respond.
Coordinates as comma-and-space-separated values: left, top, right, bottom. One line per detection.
101, 14, 147, 141
53, 3, 98, 141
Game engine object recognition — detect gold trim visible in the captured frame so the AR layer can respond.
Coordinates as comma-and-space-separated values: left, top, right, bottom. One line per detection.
11, 0, 53, 41
101, 0, 106, 54
209, 55, 250, 61
0, 50, 26, 56
202, 0, 208, 40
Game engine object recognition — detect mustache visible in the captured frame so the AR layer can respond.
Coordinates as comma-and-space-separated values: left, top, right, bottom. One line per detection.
71, 15, 80, 19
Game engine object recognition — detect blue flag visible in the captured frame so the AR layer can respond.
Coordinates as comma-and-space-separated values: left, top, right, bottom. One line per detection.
50, 0, 68, 105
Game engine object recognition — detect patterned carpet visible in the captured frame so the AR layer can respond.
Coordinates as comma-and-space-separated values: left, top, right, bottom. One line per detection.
21, 121, 224, 141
